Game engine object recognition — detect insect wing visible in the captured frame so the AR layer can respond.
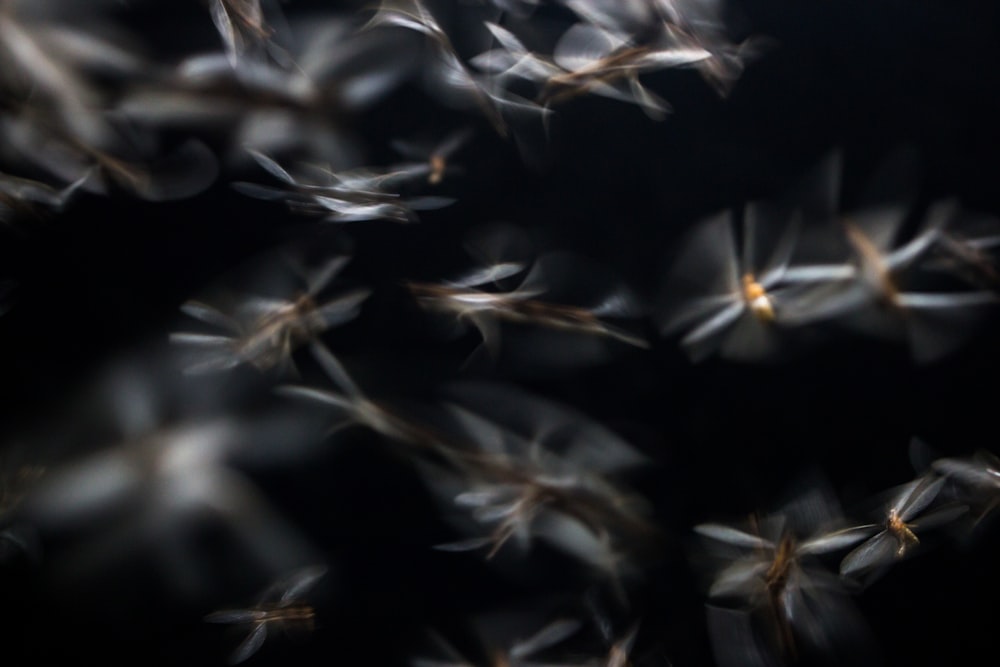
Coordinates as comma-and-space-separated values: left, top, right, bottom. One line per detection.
839, 531, 894, 578
797, 525, 879, 556
277, 564, 328, 604
309, 340, 363, 398
909, 504, 968, 532
435, 126, 475, 158
229, 622, 269, 665
314, 288, 373, 328
933, 454, 1000, 490
695, 523, 771, 549
208, 0, 241, 66
608, 623, 640, 667
246, 148, 297, 184
508, 619, 582, 660
303, 255, 351, 295
181, 301, 242, 334
895, 475, 945, 523
446, 261, 529, 288
205, 609, 264, 624
708, 558, 769, 599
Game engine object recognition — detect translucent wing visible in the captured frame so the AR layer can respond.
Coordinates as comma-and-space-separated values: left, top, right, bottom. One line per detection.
446, 262, 529, 288
695, 523, 771, 549
708, 559, 769, 599
277, 564, 327, 604
895, 475, 945, 523
909, 504, 967, 532
180, 301, 242, 334
246, 148, 297, 184
798, 525, 879, 556
309, 340, 363, 399
229, 622, 268, 665
169, 333, 235, 347
553, 23, 628, 72
313, 288, 373, 327
205, 609, 262, 624
509, 619, 582, 660
303, 256, 351, 296
933, 454, 1000, 489
839, 531, 893, 578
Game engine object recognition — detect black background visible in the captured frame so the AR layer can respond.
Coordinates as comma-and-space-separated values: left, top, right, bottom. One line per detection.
2, 1, 1000, 666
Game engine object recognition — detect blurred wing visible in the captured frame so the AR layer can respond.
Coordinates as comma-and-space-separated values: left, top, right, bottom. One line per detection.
896, 475, 945, 522
798, 525, 879, 555
694, 523, 770, 549
205, 609, 260, 624
839, 532, 893, 578
553, 23, 627, 72
509, 619, 582, 660
181, 301, 242, 334
278, 564, 328, 604
314, 288, 373, 327
229, 622, 268, 665
309, 340, 363, 398
305, 256, 352, 295
708, 559, 768, 599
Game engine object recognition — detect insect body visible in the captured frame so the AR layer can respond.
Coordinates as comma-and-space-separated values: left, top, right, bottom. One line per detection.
172, 255, 370, 376
741, 273, 775, 322
205, 564, 327, 664
840, 474, 966, 581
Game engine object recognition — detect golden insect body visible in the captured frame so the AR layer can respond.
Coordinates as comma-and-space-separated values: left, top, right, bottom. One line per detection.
741, 273, 775, 322
886, 508, 919, 557
428, 154, 447, 185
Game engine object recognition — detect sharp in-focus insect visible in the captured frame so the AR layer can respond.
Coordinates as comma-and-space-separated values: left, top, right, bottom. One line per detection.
171, 255, 371, 376
206, 564, 327, 664
839, 474, 967, 583
233, 148, 454, 223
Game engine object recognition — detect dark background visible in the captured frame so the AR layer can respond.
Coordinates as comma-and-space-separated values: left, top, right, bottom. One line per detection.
2, 1, 1000, 665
